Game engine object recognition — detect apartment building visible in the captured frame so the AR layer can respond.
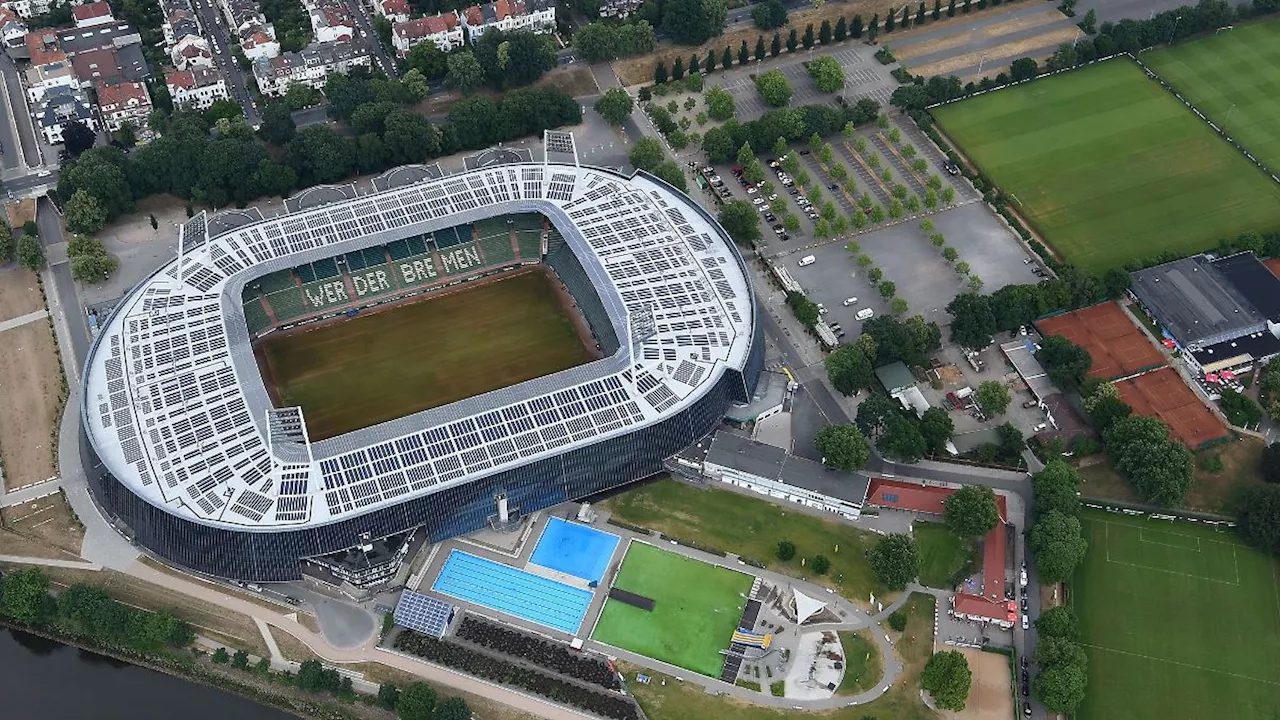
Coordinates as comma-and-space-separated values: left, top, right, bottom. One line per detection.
374, 0, 409, 23
392, 12, 462, 56
251, 39, 369, 96
96, 79, 151, 132
171, 34, 213, 69
36, 84, 96, 144
220, 0, 279, 59
459, 0, 554, 44
305, 0, 356, 44
71, 1, 113, 27
166, 66, 230, 110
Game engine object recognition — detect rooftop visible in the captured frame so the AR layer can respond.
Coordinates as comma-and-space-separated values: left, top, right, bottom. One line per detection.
1130, 256, 1266, 348
1210, 252, 1280, 324
73, 2, 114, 22
702, 431, 871, 506
96, 79, 149, 109
1000, 338, 1057, 399
874, 361, 915, 394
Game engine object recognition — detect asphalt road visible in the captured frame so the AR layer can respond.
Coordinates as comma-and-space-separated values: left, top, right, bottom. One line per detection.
0, 55, 42, 168
36, 197, 91, 374
189, 0, 262, 127
341, 0, 399, 77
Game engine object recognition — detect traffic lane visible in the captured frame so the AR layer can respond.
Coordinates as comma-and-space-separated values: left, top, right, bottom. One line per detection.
1, 57, 41, 167
0, 70, 20, 170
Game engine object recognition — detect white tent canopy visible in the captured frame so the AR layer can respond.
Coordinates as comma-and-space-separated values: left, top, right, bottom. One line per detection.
793, 588, 828, 624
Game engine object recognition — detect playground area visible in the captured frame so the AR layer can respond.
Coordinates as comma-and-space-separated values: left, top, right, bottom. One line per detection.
1035, 302, 1166, 380
1114, 367, 1229, 449
591, 541, 755, 678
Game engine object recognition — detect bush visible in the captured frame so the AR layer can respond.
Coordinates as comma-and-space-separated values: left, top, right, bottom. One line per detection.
810, 554, 831, 574
888, 610, 908, 631
776, 539, 797, 561
455, 616, 620, 689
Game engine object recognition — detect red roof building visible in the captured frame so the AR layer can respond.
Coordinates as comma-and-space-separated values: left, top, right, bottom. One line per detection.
25, 31, 65, 66
72, 1, 114, 27
96, 79, 151, 132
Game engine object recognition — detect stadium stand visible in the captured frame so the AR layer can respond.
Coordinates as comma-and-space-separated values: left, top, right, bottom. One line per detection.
512, 213, 545, 261
295, 258, 340, 283
546, 229, 620, 356
243, 296, 273, 335
477, 230, 517, 266
433, 224, 473, 248
256, 269, 296, 294
386, 235, 429, 261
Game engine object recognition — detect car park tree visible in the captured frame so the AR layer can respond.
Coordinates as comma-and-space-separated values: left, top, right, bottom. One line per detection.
879, 414, 927, 463
1032, 460, 1080, 518
755, 70, 793, 107
718, 200, 763, 246
1104, 416, 1193, 507
594, 88, 634, 125
815, 424, 871, 471
807, 56, 846, 92
943, 485, 1000, 539
826, 345, 876, 396
921, 650, 972, 711
919, 406, 954, 455
628, 136, 665, 171
975, 380, 1011, 416
868, 532, 919, 590
1037, 336, 1092, 391
1028, 510, 1088, 583
945, 292, 996, 349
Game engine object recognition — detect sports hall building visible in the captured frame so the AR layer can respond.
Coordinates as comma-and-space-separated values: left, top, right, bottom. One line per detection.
79, 157, 763, 582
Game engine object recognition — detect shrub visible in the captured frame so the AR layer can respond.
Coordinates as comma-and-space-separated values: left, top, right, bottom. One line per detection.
888, 610, 908, 631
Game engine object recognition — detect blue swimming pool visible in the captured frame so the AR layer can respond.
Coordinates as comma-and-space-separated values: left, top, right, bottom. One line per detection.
529, 517, 620, 584
431, 550, 593, 634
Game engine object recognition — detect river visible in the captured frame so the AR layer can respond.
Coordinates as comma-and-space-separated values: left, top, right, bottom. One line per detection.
0, 627, 294, 720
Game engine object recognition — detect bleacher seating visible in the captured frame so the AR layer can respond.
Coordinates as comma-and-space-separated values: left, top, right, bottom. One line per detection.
477, 230, 517, 266
546, 241, 620, 356
432, 224, 473, 249
343, 247, 387, 272
255, 269, 296, 294
261, 283, 313, 323
386, 235, 429, 261
295, 258, 340, 283
243, 296, 273, 335
510, 213, 544, 233
516, 230, 542, 261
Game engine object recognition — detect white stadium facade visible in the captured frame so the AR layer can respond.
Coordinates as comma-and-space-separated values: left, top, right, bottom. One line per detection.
80, 158, 763, 582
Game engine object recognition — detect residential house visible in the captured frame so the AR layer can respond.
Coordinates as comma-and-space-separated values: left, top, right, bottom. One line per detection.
57, 21, 150, 81
36, 84, 96, 144
304, 0, 356, 44
25, 58, 76, 104
96, 79, 151, 132
160, 0, 201, 46
24, 30, 63, 65
252, 39, 370, 96
170, 34, 213, 70
597, 0, 641, 18
459, 0, 554, 44
219, 0, 279, 59
71, 1, 113, 27
3, 0, 71, 20
166, 66, 229, 110
0, 6, 26, 52
392, 12, 462, 56
374, 0, 409, 23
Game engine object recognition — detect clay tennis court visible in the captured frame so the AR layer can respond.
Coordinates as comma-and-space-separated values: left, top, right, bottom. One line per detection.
1115, 367, 1229, 449
1036, 302, 1166, 380
939, 647, 1012, 720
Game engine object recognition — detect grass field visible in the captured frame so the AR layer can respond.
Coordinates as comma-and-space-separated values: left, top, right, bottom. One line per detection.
836, 631, 883, 696
257, 270, 592, 440
1146, 19, 1280, 172
601, 478, 886, 604
933, 59, 1280, 272
620, 594, 937, 720
592, 542, 753, 677
1074, 509, 1280, 720
914, 522, 976, 589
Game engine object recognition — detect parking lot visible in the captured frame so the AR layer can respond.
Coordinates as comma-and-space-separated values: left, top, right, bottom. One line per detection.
716, 45, 898, 122
928, 203, 1046, 290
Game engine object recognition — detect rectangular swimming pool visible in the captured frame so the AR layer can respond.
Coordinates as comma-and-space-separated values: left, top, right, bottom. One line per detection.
529, 517, 620, 584
431, 550, 593, 634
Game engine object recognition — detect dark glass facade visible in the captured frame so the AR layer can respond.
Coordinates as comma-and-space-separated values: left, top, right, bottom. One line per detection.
82, 360, 760, 581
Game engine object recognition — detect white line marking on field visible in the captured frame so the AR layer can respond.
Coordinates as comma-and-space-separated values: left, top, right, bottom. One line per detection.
1082, 644, 1280, 687
1138, 528, 1201, 552
1103, 558, 1240, 586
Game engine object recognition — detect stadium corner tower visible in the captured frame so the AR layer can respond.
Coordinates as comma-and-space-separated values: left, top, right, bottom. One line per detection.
80, 162, 763, 582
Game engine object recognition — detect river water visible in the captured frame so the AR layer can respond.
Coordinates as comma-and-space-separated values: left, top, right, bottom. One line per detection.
0, 627, 294, 720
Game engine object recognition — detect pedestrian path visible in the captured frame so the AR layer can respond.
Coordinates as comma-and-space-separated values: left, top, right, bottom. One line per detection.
0, 308, 47, 334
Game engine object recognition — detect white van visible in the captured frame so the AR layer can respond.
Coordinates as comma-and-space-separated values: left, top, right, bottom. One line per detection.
855, 307, 874, 320
798, 255, 816, 267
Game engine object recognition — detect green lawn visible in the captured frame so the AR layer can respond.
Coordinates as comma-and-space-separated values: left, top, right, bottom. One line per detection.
1146, 19, 1280, 172
257, 270, 591, 440
933, 59, 1280, 272
1074, 509, 1280, 720
591, 542, 753, 677
836, 631, 883, 696
602, 478, 886, 603
913, 521, 975, 589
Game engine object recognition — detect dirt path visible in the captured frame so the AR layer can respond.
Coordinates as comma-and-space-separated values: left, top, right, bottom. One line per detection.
940, 647, 1013, 720
907, 26, 1081, 77
893, 7, 1067, 61
0, 320, 61, 490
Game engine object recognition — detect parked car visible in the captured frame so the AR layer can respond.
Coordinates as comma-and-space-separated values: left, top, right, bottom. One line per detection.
945, 161, 961, 175
767, 194, 778, 201
753, 197, 765, 205
1024, 701, 1032, 716
710, 175, 721, 183
747, 186, 758, 194
828, 183, 838, 191
843, 297, 858, 306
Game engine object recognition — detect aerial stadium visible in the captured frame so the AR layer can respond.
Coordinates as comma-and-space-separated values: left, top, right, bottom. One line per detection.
79, 145, 763, 583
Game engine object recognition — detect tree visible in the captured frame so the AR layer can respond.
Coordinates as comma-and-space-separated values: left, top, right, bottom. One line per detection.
16, 234, 44, 270
1046, 42, 1078, 71
919, 406, 954, 455
1037, 335, 1092, 390
629, 136, 665, 171
0, 568, 52, 624
753, 0, 788, 29
975, 380, 1011, 416
826, 345, 874, 396
1033, 654, 1089, 713
921, 650, 972, 711
1237, 484, 1280, 555
835, 17, 847, 40
69, 235, 118, 283
880, 414, 927, 463
664, 0, 728, 45
819, 19, 832, 44
852, 14, 864, 37
1032, 460, 1080, 518
672, 56, 685, 81
879, 280, 896, 298
754, 35, 766, 61
1220, 388, 1263, 427
771, 32, 782, 56
440, 49, 481, 93
212, 647, 230, 664
718, 200, 763, 246
1035, 606, 1079, 640
933, 0, 941, 20
704, 85, 736, 121
856, 392, 901, 439
885, 7, 896, 32
1028, 510, 1088, 583
803, 23, 815, 48
1010, 57, 1039, 81
232, 649, 249, 669
434, 697, 472, 720
1104, 416, 1194, 507
776, 540, 797, 561
786, 27, 798, 52
396, 682, 437, 720
593, 88, 634, 126
815, 424, 871, 471
868, 533, 918, 590
652, 160, 688, 192
1262, 443, 1280, 484
787, 291, 820, 328
945, 292, 996, 349
65, 189, 108, 235
806, 55, 846, 92
722, 45, 733, 68
738, 39, 749, 64
62, 120, 96, 157
1084, 383, 1131, 433
944, 485, 1000, 539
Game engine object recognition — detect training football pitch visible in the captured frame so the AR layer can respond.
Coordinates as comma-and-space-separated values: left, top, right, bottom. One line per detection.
256, 270, 593, 440
933, 59, 1280, 273
592, 542, 753, 677
1146, 19, 1280, 173
1073, 509, 1280, 720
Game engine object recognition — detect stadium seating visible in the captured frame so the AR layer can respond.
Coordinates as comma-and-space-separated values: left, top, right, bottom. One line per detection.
386, 235, 429, 261
255, 269, 296, 294
516, 230, 542, 261
433, 224, 473, 249
243, 296, 273, 336
546, 242, 620, 356
477, 230, 517, 266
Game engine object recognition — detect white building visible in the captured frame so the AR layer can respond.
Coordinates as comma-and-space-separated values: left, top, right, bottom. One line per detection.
373, 0, 409, 23
0, 6, 26, 49
96, 79, 151, 132
460, 0, 554, 44
252, 39, 370, 97
170, 34, 213, 69
2, 0, 71, 20
36, 84, 96, 144
71, 1, 113, 27
25, 58, 76, 104
304, 0, 356, 44
220, 0, 279, 59
392, 12, 462, 56
166, 66, 229, 110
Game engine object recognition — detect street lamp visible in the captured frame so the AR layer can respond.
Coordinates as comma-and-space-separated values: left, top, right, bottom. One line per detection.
1169, 15, 1182, 44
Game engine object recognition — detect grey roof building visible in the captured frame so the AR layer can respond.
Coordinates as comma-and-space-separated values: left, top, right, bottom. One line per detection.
693, 431, 870, 516
1129, 254, 1267, 349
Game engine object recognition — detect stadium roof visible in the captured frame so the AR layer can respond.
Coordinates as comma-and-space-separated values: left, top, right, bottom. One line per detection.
1129, 255, 1267, 348
82, 163, 755, 531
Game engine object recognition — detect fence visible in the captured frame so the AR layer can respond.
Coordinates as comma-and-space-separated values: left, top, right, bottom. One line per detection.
1080, 497, 1235, 528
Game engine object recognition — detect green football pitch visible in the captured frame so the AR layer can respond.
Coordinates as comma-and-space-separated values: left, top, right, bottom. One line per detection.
933, 59, 1280, 273
1073, 509, 1280, 720
256, 270, 592, 440
592, 541, 754, 677
1146, 19, 1280, 173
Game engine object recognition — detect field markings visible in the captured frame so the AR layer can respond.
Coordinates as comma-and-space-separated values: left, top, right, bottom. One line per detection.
1081, 643, 1280, 688
1101, 520, 1239, 585
1137, 528, 1201, 552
